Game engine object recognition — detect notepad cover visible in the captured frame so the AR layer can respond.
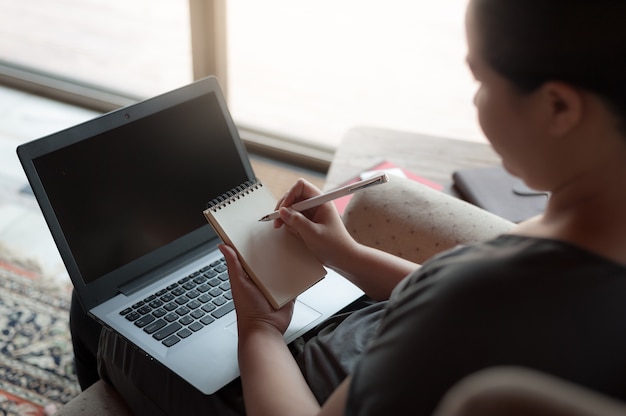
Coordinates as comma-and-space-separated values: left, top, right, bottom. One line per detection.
203, 181, 326, 309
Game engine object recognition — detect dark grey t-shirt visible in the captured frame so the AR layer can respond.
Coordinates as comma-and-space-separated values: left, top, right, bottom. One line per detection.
344, 235, 626, 415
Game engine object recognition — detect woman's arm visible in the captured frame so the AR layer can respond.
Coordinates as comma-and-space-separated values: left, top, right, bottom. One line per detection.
276, 179, 418, 300
329, 241, 418, 301
220, 243, 349, 416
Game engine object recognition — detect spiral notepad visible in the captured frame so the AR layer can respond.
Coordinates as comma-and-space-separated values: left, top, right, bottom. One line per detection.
203, 179, 326, 309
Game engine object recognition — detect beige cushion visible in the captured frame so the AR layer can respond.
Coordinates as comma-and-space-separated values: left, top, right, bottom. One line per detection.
343, 176, 514, 264
53, 380, 133, 416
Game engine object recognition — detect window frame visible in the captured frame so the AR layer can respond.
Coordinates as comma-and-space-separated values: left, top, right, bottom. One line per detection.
0, 0, 332, 172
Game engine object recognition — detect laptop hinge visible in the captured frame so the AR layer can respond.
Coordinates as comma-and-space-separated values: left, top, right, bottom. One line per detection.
118, 273, 159, 296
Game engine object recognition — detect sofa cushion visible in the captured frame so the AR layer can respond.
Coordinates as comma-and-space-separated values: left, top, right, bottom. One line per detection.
53, 380, 133, 416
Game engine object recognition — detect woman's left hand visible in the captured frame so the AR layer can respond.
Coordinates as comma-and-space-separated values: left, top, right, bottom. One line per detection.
218, 244, 294, 337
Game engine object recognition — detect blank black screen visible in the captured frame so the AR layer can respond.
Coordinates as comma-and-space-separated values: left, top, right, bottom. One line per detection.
33, 93, 250, 284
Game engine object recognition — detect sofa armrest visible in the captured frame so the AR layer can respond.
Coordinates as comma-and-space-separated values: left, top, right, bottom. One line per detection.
53, 380, 133, 416
434, 367, 626, 416
343, 176, 514, 264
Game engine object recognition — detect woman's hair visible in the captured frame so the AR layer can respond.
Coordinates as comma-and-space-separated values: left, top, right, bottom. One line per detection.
472, 0, 626, 134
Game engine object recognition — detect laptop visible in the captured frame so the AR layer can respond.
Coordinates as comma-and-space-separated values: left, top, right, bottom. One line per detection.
17, 76, 363, 394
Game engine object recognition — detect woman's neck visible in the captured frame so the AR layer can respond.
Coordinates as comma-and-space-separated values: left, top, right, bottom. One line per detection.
513, 143, 626, 265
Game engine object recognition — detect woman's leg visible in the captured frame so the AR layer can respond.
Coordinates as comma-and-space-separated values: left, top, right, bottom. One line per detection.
343, 177, 514, 265
97, 328, 245, 416
69, 290, 103, 390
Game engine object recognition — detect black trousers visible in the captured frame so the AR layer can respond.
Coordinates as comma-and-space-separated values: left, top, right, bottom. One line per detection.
69, 290, 103, 390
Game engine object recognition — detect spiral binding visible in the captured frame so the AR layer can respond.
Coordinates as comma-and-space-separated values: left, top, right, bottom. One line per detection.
206, 178, 262, 211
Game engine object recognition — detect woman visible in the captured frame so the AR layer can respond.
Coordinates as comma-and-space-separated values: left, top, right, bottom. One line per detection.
77, 0, 626, 414
222, 0, 626, 414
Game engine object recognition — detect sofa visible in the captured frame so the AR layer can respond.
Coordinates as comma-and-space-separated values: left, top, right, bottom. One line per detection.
54, 176, 624, 415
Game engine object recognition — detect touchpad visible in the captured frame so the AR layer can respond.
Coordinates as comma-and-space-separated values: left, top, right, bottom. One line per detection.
225, 300, 321, 338
286, 300, 322, 338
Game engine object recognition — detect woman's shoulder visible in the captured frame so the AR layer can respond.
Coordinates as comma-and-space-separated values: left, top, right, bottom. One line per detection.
428, 234, 625, 270
395, 234, 626, 301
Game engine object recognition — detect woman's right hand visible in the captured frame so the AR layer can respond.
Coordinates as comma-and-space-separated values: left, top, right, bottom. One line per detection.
273, 179, 357, 269
276, 178, 419, 301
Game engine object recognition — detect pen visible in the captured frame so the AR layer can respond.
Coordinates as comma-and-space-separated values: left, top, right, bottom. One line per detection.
259, 173, 389, 222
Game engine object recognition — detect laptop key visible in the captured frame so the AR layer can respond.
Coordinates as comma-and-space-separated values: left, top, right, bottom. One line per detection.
161, 293, 175, 302
153, 322, 183, 340
152, 308, 167, 318
193, 276, 207, 284
211, 301, 235, 319
175, 306, 191, 316
200, 315, 216, 325
187, 300, 201, 310
134, 314, 156, 328
202, 303, 216, 313
177, 328, 193, 339
175, 295, 190, 305
213, 297, 227, 307
203, 269, 218, 278
119, 307, 132, 316
179, 315, 194, 326
144, 319, 167, 334
163, 335, 181, 347
138, 305, 152, 315
198, 294, 211, 303
125, 311, 141, 322
197, 284, 211, 293
189, 322, 204, 332
164, 313, 178, 322
190, 309, 205, 319
176, 328, 193, 339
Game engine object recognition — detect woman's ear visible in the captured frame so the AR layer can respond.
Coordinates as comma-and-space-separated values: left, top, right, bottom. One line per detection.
540, 81, 583, 136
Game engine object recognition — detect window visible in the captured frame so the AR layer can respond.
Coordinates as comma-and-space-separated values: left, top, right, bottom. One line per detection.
226, 0, 483, 149
0, 0, 192, 99
1, 0, 483, 164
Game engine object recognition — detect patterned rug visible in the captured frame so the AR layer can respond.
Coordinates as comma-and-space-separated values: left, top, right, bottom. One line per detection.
0, 255, 80, 415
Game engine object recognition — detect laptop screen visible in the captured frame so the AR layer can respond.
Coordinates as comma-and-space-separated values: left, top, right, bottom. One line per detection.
30, 88, 252, 286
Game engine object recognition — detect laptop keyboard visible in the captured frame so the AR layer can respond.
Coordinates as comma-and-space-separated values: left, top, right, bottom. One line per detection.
119, 257, 234, 347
